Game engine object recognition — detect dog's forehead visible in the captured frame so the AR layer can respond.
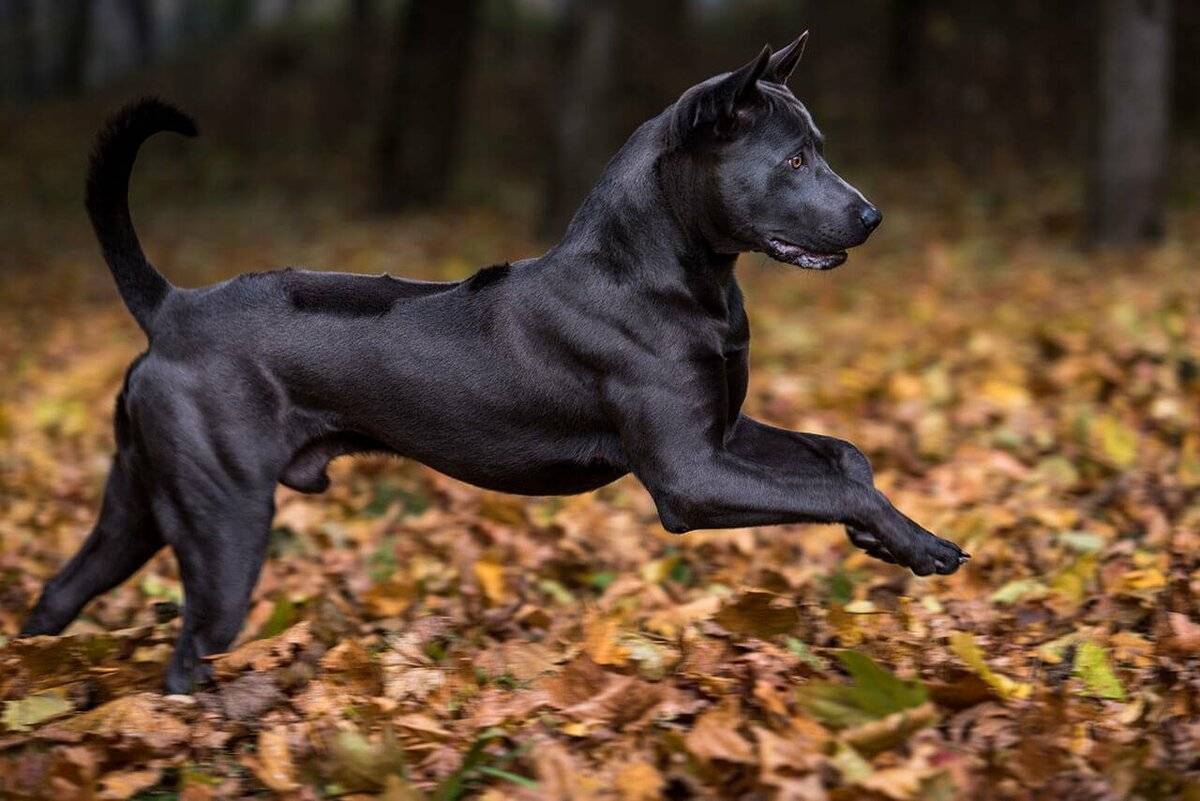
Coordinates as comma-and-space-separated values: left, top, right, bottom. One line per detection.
759, 83, 820, 140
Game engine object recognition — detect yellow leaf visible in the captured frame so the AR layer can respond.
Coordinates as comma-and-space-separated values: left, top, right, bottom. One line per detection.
615, 761, 665, 801
979, 377, 1030, 410
474, 558, 508, 605
584, 614, 629, 666
948, 632, 1031, 701
1113, 567, 1167, 595
2, 687, 73, 732
1050, 553, 1097, 605
1092, 414, 1138, 469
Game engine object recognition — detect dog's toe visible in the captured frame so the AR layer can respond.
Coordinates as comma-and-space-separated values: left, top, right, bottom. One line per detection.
919, 535, 968, 577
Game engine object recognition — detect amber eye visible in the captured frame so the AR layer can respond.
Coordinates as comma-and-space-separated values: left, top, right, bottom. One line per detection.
787, 154, 805, 169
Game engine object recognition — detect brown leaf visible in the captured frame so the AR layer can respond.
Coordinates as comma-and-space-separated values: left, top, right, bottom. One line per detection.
211, 621, 314, 678
216, 673, 285, 722
98, 768, 163, 801
43, 694, 188, 752
684, 703, 755, 764
542, 655, 611, 708
614, 760, 665, 801
243, 727, 299, 792
563, 674, 668, 730
841, 701, 938, 755
1162, 612, 1200, 656
713, 591, 800, 638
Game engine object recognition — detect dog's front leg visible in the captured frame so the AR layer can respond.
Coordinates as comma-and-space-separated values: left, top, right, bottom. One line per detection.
723, 415, 966, 571
614, 390, 966, 575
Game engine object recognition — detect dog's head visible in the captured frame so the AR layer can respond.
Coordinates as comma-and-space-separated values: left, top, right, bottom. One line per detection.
666, 33, 881, 270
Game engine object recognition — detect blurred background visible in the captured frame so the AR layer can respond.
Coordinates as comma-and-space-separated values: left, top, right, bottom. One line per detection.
0, 0, 1195, 273
2, 5, 1200, 796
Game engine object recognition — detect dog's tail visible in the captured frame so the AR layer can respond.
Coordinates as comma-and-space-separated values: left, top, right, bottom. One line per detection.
86, 97, 197, 333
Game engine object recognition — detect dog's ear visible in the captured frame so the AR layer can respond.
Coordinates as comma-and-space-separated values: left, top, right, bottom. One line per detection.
671, 45, 771, 145
766, 31, 808, 86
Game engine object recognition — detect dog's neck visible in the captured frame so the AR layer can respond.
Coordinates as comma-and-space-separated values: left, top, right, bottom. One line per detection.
549, 112, 738, 293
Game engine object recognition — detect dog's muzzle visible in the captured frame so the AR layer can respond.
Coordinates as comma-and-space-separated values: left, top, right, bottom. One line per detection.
763, 238, 847, 270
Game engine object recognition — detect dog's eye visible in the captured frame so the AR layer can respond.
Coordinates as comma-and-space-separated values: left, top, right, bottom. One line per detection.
787, 154, 805, 169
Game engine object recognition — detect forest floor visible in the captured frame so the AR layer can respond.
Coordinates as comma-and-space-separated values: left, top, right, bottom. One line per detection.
1, 150, 1200, 800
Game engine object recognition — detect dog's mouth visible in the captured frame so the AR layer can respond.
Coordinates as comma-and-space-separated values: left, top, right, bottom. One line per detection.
763, 238, 848, 270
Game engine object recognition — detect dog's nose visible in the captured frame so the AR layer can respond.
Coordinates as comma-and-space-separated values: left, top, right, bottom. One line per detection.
859, 204, 883, 233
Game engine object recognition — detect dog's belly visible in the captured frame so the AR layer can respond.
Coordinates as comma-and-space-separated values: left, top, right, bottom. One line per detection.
281, 426, 628, 497
424, 457, 628, 496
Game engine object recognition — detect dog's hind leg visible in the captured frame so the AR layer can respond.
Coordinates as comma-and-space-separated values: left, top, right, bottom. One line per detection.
20, 452, 164, 636
151, 481, 275, 694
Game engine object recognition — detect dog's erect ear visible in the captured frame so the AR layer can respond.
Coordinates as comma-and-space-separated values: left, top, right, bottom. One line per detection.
724, 44, 772, 112
766, 31, 808, 86
671, 45, 771, 144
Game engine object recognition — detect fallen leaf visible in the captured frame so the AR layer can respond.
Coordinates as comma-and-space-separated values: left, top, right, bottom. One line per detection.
614, 760, 664, 801
797, 650, 928, 729
948, 632, 1032, 702
841, 701, 938, 755
1073, 640, 1125, 701
2, 687, 73, 732
98, 768, 163, 800
244, 727, 300, 792
713, 590, 800, 638
684, 703, 755, 764
583, 613, 630, 666
474, 558, 508, 605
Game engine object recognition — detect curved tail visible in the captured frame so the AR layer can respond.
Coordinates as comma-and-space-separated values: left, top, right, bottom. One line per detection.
85, 98, 197, 332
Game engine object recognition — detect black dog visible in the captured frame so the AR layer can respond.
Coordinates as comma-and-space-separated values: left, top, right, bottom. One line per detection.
21, 34, 967, 693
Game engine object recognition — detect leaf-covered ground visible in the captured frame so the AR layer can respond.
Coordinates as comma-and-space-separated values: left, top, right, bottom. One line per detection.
1, 184, 1199, 800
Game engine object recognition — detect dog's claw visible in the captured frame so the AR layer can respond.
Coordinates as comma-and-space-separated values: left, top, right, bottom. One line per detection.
846, 523, 967, 577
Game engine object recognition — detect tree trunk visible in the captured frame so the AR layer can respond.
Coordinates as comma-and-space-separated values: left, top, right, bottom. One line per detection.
319, 0, 374, 145
540, 0, 619, 238
540, 0, 690, 239
59, 0, 93, 96
5, 0, 38, 98
1088, 0, 1172, 246
122, 0, 156, 67
372, 0, 482, 212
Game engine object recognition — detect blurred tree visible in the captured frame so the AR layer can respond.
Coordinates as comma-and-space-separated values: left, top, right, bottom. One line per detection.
1089, 0, 1172, 245
541, 0, 618, 238
59, 0, 92, 95
4, 0, 38, 98
372, 0, 482, 211
122, 0, 155, 67
541, 0, 691, 238
325, 0, 375, 143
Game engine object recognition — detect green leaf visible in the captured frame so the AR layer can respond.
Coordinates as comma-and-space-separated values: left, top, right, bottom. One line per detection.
785, 637, 830, 671
1074, 641, 1125, 700
257, 595, 299, 639
796, 650, 928, 729
990, 577, 1048, 605
478, 766, 538, 789
2, 688, 73, 732
824, 570, 856, 605
827, 740, 873, 782
1058, 531, 1104, 554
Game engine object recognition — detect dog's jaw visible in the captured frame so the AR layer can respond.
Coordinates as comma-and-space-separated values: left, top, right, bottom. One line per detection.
762, 238, 848, 270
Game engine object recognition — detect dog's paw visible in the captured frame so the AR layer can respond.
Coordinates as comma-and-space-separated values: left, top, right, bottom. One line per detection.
846, 525, 968, 576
